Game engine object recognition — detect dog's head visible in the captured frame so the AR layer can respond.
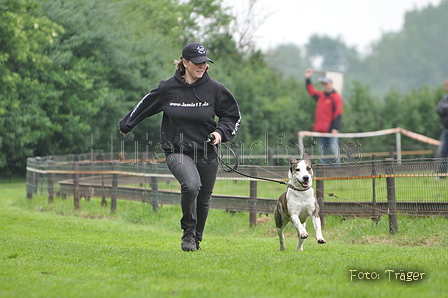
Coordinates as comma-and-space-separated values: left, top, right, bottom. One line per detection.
288, 154, 313, 190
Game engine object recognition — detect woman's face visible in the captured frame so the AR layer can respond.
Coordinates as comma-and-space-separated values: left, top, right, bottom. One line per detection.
183, 60, 207, 83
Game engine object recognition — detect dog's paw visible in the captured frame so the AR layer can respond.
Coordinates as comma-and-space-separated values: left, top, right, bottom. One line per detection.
299, 233, 308, 239
317, 238, 326, 244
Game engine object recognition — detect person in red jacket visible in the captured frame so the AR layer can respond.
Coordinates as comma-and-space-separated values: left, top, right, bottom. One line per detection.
305, 68, 343, 164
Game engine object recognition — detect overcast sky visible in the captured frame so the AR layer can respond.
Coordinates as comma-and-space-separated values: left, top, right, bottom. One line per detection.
222, 0, 442, 53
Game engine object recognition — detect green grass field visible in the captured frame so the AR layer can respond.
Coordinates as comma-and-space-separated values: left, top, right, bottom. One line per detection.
1, 179, 447, 298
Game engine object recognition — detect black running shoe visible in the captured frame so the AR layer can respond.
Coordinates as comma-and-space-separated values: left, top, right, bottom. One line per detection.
181, 230, 197, 251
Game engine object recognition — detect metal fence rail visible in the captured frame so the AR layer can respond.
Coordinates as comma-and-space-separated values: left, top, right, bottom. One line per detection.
26, 154, 448, 227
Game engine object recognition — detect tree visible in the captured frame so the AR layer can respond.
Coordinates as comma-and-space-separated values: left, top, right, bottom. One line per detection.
305, 34, 359, 72
39, 0, 184, 155
224, 0, 272, 53
0, 0, 64, 174
354, 0, 448, 95
264, 43, 308, 80
177, 0, 233, 47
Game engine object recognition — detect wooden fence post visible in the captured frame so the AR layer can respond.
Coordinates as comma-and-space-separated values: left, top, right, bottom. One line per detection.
73, 157, 80, 210
100, 153, 107, 207
140, 152, 147, 187
32, 157, 42, 196
111, 172, 118, 212
48, 158, 55, 203
249, 180, 257, 226
150, 175, 159, 212
249, 168, 257, 226
268, 148, 274, 165
385, 158, 398, 234
26, 158, 33, 199
371, 155, 378, 221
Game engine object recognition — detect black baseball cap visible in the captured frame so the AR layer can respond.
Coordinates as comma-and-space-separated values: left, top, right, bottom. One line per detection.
181, 42, 214, 64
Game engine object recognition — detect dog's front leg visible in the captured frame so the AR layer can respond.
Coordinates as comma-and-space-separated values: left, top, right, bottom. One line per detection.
290, 214, 308, 239
290, 214, 308, 252
296, 221, 307, 251
312, 214, 326, 244
290, 214, 308, 238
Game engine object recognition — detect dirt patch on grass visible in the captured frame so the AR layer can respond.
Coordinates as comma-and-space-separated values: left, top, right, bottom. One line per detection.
75, 213, 110, 220
256, 216, 272, 225
34, 205, 54, 212
34, 205, 110, 220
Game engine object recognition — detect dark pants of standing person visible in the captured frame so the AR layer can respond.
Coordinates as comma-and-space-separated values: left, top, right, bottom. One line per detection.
165, 153, 219, 242
438, 129, 448, 175
317, 136, 340, 164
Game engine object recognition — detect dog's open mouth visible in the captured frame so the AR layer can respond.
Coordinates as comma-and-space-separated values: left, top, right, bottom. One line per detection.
297, 179, 309, 188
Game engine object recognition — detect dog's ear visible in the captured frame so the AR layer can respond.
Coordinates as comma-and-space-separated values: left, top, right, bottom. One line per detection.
302, 153, 310, 162
288, 156, 298, 164
288, 156, 298, 173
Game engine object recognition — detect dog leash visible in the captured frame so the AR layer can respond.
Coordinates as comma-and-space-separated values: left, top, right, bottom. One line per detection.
326, 193, 389, 215
209, 136, 391, 213
208, 135, 287, 185
209, 136, 388, 212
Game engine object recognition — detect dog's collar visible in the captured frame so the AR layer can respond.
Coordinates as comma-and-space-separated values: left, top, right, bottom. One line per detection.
288, 183, 310, 192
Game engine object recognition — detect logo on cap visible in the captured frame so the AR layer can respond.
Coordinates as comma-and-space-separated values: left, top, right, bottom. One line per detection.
197, 45, 206, 55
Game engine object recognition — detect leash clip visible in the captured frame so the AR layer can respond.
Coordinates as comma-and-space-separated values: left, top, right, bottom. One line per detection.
207, 134, 215, 144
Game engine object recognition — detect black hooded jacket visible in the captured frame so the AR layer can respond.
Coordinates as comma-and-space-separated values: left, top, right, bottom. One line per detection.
119, 70, 241, 156
437, 93, 448, 129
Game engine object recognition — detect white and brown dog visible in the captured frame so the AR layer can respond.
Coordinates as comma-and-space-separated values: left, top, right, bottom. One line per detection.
274, 154, 326, 251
